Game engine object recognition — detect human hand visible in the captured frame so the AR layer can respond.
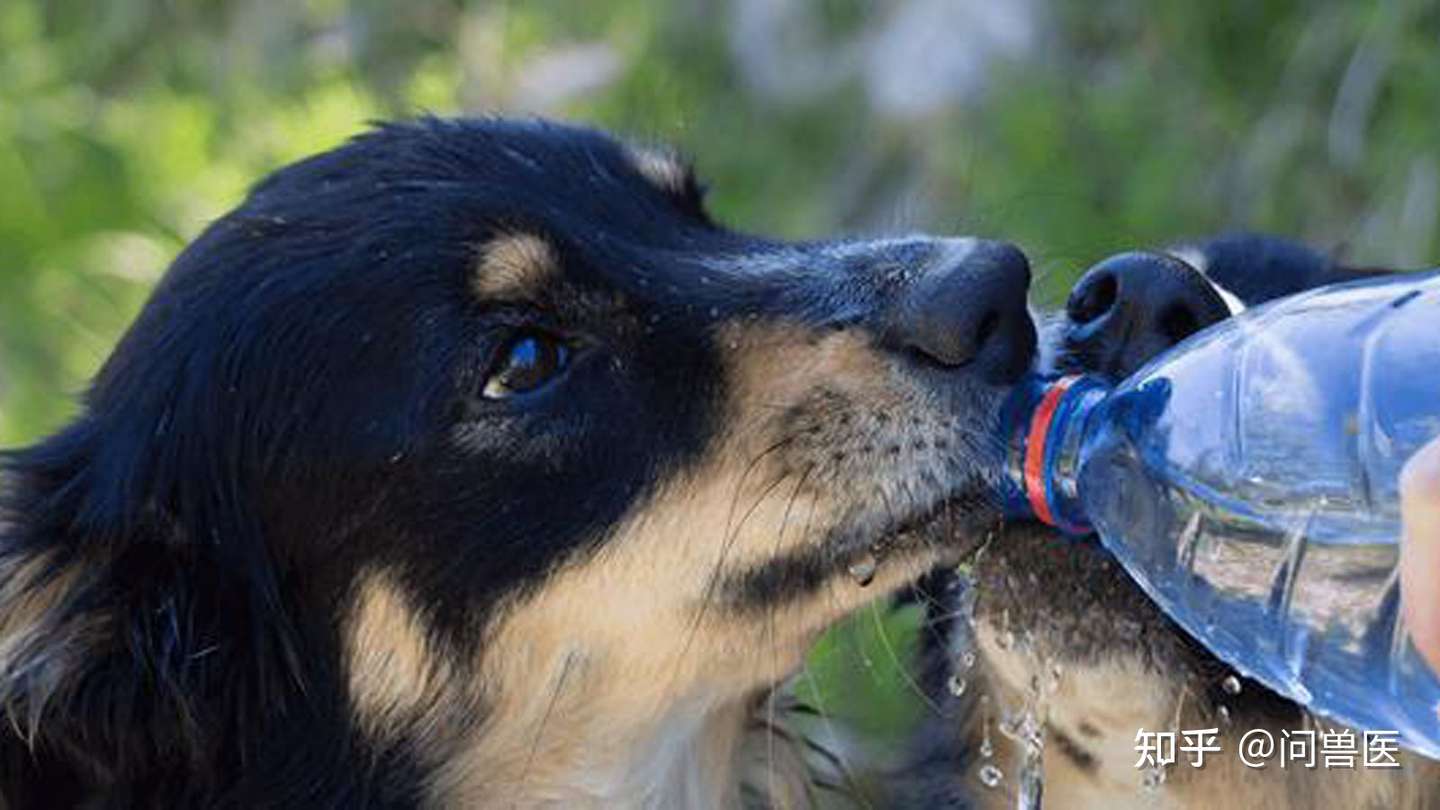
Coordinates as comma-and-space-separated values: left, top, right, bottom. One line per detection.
1401, 436, 1440, 673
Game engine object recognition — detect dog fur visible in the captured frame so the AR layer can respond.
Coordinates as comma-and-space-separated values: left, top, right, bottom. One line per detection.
0, 117, 1038, 809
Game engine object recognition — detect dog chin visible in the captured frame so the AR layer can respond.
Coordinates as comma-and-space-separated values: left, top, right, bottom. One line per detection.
851, 468, 1008, 584
905, 488, 1001, 550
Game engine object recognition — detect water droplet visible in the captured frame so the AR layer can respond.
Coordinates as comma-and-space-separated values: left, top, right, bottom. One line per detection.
1221, 674, 1242, 695
847, 552, 878, 587
1017, 749, 1045, 809
978, 763, 1004, 788
946, 674, 967, 697
979, 695, 994, 758
1217, 705, 1231, 724
961, 651, 977, 670
1141, 765, 1167, 791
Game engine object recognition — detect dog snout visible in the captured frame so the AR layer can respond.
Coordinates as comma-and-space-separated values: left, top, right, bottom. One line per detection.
889, 239, 1036, 385
1064, 251, 1231, 378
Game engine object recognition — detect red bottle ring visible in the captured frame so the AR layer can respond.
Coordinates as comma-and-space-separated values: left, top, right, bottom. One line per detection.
1023, 375, 1081, 528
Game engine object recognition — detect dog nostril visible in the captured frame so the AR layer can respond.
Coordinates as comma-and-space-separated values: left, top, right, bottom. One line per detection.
1157, 301, 1202, 345
1067, 272, 1118, 326
974, 310, 1000, 351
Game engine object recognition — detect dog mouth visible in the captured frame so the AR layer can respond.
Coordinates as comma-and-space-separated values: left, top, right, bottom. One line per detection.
1061, 528, 1109, 560
720, 383, 1015, 607
852, 487, 1004, 584
827, 385, 1019, 584
719, 483, 1004, 610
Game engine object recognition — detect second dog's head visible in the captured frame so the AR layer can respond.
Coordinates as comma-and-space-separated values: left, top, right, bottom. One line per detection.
1, 117, 1035, 803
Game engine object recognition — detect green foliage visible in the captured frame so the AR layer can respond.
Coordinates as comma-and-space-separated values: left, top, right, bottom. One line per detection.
797, 602, 929, 739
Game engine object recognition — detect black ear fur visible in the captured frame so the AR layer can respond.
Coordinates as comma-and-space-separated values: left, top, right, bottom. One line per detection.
1184, 231, 1407, 302
0, 120, 473, 806
0, 409, 313, 802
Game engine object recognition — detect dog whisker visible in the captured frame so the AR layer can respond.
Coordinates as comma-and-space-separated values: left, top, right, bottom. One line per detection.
793, 666, 877, 810
865, 599, 945, 718
512, 648, 580, 809
663, 436, 795, 700
765, 463, 814, 805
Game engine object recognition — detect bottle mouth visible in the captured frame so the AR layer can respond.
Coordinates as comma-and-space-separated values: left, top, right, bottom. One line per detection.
999, 373, 1106, 535
1020, 376, 1085, 528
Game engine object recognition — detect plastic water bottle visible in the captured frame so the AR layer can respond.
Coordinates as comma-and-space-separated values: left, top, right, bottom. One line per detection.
998, 271, 1440, 757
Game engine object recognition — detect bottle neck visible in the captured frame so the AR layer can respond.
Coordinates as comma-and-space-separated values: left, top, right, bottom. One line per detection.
998, 374, 1111, 535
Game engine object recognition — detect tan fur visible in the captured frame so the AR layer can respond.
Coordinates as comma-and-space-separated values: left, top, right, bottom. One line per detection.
342, 321, 956, 807
472, 233, 560, 301
344, 571, 464, 745
627, 146, 689, 195
0, 552, 105, 743
974, 618, 1440, 809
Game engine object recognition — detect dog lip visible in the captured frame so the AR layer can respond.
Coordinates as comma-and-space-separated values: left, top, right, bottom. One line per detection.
868, 485, 1003, 562
1054, 525, 1113, 564
719, 487, 1002, 613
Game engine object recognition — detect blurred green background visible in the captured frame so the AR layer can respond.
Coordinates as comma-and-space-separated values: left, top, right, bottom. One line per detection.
2, 0, 1438, 770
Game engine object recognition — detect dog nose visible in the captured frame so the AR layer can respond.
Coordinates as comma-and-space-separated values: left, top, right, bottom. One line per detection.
893, 240, 1036, 384
1065, 251, 1232, 378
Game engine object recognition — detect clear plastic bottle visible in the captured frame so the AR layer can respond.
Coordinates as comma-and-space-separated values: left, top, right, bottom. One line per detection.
998, 272, 1440, 757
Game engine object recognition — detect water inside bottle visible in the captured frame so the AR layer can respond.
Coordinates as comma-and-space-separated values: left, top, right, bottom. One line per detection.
1078, 275, 1440, 757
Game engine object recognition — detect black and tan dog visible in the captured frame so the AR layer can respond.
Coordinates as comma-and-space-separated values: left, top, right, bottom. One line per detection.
0, 117, 1043, 808
903, 234, 1440, 809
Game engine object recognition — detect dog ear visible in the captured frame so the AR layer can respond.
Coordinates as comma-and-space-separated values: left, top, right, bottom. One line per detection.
0, 409, 307, 793
1176, 232, 1411, 305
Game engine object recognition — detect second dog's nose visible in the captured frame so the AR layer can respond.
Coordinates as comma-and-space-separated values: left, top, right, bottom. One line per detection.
1065, 251, 1231, 378
892, 240, 1036, 384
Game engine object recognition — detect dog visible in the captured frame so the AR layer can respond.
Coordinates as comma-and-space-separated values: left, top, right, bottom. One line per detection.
900, 233, 1440, 808
0, 116, 1044, 808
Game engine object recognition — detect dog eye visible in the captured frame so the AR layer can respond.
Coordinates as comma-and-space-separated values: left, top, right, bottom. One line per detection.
483, 332, 571, 399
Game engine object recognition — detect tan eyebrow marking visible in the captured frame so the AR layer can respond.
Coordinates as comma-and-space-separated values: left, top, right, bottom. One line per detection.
471, 233, 560, 301
626, 145, 690, 196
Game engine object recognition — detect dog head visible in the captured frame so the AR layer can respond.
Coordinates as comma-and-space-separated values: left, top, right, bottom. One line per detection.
0, 117, 1036, 805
